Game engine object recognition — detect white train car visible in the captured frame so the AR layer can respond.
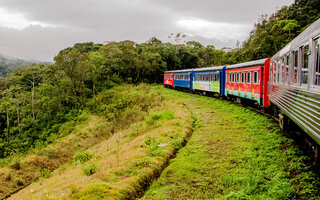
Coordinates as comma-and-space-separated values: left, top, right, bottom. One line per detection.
268, 18, 320, 147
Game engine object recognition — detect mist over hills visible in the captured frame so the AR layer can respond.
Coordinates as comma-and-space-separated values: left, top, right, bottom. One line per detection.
0, 53, 51, 76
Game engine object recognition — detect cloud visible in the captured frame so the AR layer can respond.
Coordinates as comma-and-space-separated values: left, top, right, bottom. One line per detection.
0, 0, 294, 61
0, 7, 53, 29
177, 17, 251, 42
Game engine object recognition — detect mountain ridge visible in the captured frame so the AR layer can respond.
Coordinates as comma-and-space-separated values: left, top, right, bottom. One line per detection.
0, 53, 52, 76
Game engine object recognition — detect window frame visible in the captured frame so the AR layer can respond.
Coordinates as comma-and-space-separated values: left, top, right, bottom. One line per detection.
301, 44, 310, 86
247, 71, 252, 84
253, 71, 259, 84
313, 37, 320, 87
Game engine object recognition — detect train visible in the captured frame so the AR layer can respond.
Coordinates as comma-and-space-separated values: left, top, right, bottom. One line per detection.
163, 18, 320, 154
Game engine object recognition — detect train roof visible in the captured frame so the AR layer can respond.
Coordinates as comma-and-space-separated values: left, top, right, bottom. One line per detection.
164, 69, 194, 73
274, 18, 320, 59
192, 65, 225, 72
226, 58, 268, 69
165, 65, 225, 73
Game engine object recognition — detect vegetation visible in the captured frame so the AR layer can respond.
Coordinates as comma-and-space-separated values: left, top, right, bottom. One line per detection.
3, 85, 320, 200
143, 88, 320, 199
0, 0, 319, 199
226, 0, 320, 62
0, 84, 166, 199
0, 0, 319, 159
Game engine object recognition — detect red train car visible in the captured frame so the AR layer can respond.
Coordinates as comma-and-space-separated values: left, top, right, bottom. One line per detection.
164, 72, 174, 88
225, 58, 271, 108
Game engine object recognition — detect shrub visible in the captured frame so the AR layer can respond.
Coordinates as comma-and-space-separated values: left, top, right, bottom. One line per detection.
73, 151, 93, 164
146, 110, 175, 125
9, 157, 21, 170
13, 177, 25, 187
144, 135, 164, 157
83, 163, 98, 176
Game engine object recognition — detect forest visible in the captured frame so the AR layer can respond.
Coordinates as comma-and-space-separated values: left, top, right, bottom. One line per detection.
0, 0, 319, 159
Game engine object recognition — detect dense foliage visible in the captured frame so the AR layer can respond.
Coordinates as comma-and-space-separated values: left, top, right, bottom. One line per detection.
227, 0, 320, 62
0, 0, 319, 158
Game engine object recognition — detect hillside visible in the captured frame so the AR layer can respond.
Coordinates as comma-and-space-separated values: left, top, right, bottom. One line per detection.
0, 54, 41, 77
1, 84, 319, 200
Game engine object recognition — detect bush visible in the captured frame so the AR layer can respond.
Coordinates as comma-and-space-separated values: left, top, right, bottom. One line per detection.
9, 157, 21, 170
83, 163, 98, 176
73, 151, 93, 164
146, 110, 175, 125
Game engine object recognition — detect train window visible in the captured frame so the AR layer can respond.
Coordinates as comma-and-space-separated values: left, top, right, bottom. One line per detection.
215, 74, 219, 82
315, 38, 320, 85
229, 73, 231, 82
277, 62, 280, 84
241, 72, 245, 83
273, 62, 276, 84
301, 45, 309, 85
270, 62, 274, 84
293, 50, 298, 84
286, 54, 290, 84
206, 74, 209, 81
253, 71, 259, 84
232, 73, 235, 82
281, 58, 285, 84
247, 72, 251, 84
236, 73, 239, 83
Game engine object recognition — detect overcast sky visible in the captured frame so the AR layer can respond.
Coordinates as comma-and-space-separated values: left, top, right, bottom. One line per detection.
0, 0, 293, 61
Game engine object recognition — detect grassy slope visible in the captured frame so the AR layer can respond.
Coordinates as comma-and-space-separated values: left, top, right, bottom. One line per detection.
3, 84, 320, 200
5, 84, 195, 200
143, 88, 320, 199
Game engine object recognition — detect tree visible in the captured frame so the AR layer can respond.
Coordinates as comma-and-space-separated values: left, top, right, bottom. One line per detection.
54, 49, 91, 108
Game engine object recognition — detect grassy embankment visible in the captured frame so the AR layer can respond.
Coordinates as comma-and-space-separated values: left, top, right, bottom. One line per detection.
2, 84, 320, 200
2, 84, 195, 200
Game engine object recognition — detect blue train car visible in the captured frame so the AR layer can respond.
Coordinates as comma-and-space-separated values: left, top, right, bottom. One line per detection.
173, 69, 193, 90
191, 66, 226, 96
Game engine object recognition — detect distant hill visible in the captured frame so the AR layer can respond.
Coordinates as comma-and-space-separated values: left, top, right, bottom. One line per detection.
0, 54, 48, 76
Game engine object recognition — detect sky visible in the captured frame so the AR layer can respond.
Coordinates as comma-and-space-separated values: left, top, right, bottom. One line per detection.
0, 0, 293, 61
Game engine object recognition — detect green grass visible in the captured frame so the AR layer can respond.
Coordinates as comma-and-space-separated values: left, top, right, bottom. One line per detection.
142, 86, 320, 200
